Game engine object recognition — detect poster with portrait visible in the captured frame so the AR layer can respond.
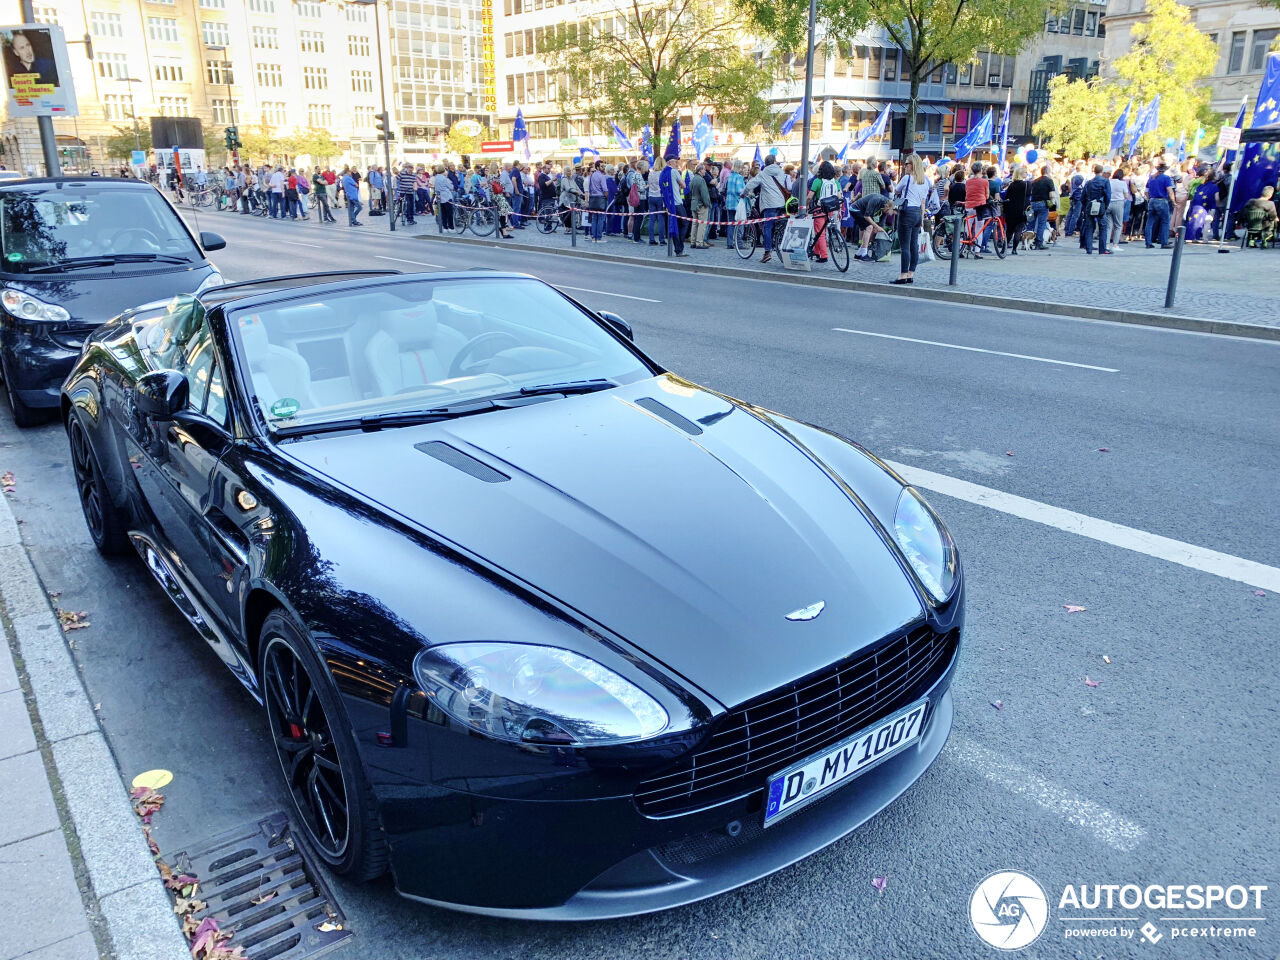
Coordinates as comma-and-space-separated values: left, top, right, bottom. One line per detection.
1, 23, 78, 117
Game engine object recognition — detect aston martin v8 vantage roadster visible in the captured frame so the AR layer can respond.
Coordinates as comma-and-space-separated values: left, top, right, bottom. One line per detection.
60, 270, 963, 919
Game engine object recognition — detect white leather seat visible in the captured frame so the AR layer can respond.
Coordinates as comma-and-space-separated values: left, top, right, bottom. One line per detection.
238, 316, 318, 412
363, 304, 467, 396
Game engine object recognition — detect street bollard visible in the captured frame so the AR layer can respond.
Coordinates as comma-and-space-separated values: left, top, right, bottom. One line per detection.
949, 212, 962, 286
571, 208, 577, 247
1164, 225, 1186, 309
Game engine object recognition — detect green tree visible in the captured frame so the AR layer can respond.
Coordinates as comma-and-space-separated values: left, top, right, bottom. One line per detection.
289, 127, 340, 164
536, 0, 775, 156
104, 125, 151, 162
741, 0, 1049, 148
445, 122, 491, 156
203, 125, 229, 168
237, 123, 279, 164
1033, 76, 1114, 157
1111, 0, 1218, 151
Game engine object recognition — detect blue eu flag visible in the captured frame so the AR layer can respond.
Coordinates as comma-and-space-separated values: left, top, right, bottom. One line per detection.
1110, 100, 1131, 154
781, 100, 809, 137
611, 123, 633, 151
953, 110, 993, 160
1231, 53, 1280, 214
640, 126, 654, 162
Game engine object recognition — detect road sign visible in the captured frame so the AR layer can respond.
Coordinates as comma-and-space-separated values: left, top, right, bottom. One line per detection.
131, 149, 145, 166
1217, 125, 1241, 151
480, 140, 514, 153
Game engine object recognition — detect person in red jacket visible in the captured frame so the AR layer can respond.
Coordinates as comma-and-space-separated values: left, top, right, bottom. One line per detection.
963, 160, 991, 259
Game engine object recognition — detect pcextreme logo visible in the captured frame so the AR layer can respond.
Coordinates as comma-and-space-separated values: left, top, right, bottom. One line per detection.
970, 870, 1050, 950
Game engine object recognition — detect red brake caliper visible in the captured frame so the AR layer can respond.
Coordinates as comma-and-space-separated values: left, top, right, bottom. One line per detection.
289, 723, 304, 739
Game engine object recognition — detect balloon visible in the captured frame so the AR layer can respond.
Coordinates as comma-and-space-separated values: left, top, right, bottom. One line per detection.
1026, 149, 1038, 163
768, 147, 779, 156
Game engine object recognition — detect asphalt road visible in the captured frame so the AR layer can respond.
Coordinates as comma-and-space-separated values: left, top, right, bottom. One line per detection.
1, 207, 1276, 960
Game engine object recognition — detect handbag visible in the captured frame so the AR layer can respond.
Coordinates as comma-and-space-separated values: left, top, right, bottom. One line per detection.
1088, 199, 1102, 217
918, 233, 935, 261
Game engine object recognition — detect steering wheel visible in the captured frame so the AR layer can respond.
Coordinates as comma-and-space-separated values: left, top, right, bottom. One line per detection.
113, 227, 162, 253
448, 331, 523, 378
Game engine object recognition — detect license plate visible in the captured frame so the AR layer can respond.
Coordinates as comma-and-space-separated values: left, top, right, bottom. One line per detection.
763, 699, 928, 827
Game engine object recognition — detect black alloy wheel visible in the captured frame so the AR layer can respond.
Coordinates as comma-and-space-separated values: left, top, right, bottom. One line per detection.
67, 417, 128, 554
259, 612, 387, 880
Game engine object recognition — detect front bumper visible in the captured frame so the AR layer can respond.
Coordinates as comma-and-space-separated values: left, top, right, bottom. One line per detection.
0, 325, 82, 409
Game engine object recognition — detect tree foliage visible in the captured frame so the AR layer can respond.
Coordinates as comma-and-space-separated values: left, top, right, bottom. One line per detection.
289, 127, 340, 164
741, 0, 1048, 146
537, 0, 775, 154
237, 123, 279, 163
445, 122, 492, 156
1032, 76, 1113, 157
104, 125, 151, 162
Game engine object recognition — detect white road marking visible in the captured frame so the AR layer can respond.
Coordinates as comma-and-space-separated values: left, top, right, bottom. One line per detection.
374, 255, 446, 268
948, 738, 1147, 852
557, 285, 662, 303
278, 239, 321, 248
886, 460, 1280, 592
834, 327, 1119, 372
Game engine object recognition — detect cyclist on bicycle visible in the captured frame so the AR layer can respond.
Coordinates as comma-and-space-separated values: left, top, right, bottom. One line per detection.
851, 192, 895, 261
395, 162, 417, 225
963, 160, 990, 259
808, 161, 841, 263
744, 155, 789, 263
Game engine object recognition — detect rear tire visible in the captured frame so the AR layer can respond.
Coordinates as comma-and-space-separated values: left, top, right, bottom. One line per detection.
260, 611, 388, 882
828, 226, 850, 272
734, 223, 757, 259
67, 416, 129, 555
469, 206, 496, 237
993, 229, 1008, 259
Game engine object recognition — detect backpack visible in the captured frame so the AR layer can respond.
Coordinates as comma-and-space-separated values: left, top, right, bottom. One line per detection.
628, 173, 641, 208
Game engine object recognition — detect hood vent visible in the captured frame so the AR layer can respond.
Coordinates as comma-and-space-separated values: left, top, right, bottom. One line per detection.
633, 397, 703, 436
415, 441, 510, 483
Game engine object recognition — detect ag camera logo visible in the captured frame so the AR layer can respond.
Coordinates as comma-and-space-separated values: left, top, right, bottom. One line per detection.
970, 870, 1050, 950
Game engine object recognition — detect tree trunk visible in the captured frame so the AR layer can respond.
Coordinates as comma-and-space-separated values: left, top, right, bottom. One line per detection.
906, 55, 922, 154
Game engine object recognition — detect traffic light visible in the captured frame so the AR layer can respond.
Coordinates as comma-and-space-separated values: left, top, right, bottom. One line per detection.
224, 126, 240, 151
374, 112, 395, 141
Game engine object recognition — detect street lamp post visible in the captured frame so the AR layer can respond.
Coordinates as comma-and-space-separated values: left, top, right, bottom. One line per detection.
207, 45, 238, 165
120, 77, 143, 153
355, 0, 395, 232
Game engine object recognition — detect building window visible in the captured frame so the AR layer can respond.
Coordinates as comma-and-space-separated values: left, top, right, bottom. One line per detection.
300, 30, 325, 53
958, 60, 971, 84
249, 0, 276, 12
296, 1, 324, 15
1250, 29, 1278, 72
199, 0, 227, 7
256, 63, 284, 86
211, 99, 239, 123
206, 59, 234, 83
261, 101, 287, 125
345, 3, 369, 21
32, 5, 57, 22
1085, 12, 1097, 36
200, 21, 229, 46
868, 46, 883, 80
102, 94, 132, 121
973, 49, 988, 85
303, 66, 328, 90
353, 105, 375, 128
252, 26, 278, 49
1002, 55, 1015, 87
351, 69, 373, 92
1072, 8, 1085, 34
1227, 31, 1246, 73
148, 17, 180, 42
91, 11, 124, 36
149, 0, 176, 4
986, 51, 1000, 86
154, 61, 184, 82
158, 96, 189, 116
1045, 14, 1057, 32
884, 49, 898, 81
348, 34, 370, 57
307, 104, 332, 127
96, 52, 129, 80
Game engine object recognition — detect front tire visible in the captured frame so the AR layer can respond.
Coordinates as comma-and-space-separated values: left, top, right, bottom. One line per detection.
260, 612, 388, 881
67, 416, 129, 555
828, 226, 850, 272
734, 222, 757, 259
1, 349, 44, 428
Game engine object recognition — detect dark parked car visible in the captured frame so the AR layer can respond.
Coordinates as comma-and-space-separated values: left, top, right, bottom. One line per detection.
0, 176, 224, 426
60, 270, 963, 918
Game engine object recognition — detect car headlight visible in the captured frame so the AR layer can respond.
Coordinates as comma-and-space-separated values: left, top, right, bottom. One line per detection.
1, 288, 70, 324
194, 271, 223, 294
892, 487, 958, 602
413, 642, 672, 746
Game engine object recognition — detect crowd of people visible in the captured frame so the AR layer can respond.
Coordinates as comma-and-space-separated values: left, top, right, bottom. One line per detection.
183, 146, 1279, 281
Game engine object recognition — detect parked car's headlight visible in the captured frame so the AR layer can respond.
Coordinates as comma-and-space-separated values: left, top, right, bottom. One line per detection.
892, 487, 958, 602
414, 642, 671, 745
1, 288, 70, 324
194, 271, 223, 294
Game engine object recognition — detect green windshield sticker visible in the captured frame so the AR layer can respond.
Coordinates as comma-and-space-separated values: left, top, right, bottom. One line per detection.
269, 398, 300, 419
5, 252, 22, 262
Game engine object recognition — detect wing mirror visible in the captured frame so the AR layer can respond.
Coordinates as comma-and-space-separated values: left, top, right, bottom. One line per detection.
199, 231, 227, 252
135, 370, 188, 421
598, 310, 633, 341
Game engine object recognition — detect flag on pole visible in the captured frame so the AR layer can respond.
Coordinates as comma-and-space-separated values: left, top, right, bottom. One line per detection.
753, 143, 763, 166
848, 103, 892, 153
512, 108, 531, 159
610, 123, 633, 151
1177, 130, 1186, 161
1223, 97, 1247, 164
640, 126, 654, 162
1110, 99, 1132, 154
953, 109, 993, 160
1125, 100, 1148, 154
1231, 53, 1280, 215
780, 99, 809, 137
692, 114, 714, 159
997, 91, 1011, 169
663, 120, 681, 160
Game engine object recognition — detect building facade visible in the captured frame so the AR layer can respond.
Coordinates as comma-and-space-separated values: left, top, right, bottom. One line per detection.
1102, 0, 1280, 116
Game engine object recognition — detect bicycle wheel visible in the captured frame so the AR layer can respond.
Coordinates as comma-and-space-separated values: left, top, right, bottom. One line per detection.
931, 222, 953, 261
734, 221, 758, 259
536, 203, 558, 234
992, 224, 1008, 259
469, 206, 496, 237
452, 205, 471, 235
828, 224, 850, 272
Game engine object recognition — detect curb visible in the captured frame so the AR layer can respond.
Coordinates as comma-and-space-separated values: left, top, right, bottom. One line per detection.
0, 494, 189, 960
413, 231, 1280, 342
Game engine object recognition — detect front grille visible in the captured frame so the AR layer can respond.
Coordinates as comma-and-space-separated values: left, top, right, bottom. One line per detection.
635, 623, 956, 817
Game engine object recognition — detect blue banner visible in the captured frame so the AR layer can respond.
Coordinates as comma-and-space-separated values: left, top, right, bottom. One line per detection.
997, 96, 1011, 169
610, 123, 633, 151
640, 125, 654, 162
953, 109, 993, 160
781, 100, 809, 137
512, 108, 531, 159
692, 114, 714, 159
663, 120, 681, 160
846, 103, 892, 155
753, 143, 763, 166
1110, 99, 1132, 154
1231, 53, 1280, 214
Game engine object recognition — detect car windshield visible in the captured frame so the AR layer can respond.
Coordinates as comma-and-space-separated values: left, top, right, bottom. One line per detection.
228, 277, 652, 432
0, 186, 200, 271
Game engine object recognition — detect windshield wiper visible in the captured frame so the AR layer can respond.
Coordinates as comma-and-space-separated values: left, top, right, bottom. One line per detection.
26, 253, 192, 273
510, 379, 617, 400
273, 401, 498, 437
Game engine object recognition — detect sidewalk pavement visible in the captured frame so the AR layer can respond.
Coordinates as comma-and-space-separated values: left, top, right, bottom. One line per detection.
403, 213, 1280, 334
0, 488, 189, 960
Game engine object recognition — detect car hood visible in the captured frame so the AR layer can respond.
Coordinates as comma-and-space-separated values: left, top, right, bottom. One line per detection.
3, 263, 214, 327
284, 375, 923, 708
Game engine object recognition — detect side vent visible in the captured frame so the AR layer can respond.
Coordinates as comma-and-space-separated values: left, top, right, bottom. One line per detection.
633, 397, 704, 436
414, 442, 510, 483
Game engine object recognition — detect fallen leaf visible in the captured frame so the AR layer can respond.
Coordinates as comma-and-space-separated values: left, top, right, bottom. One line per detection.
1063, 605, 1087, 614
1255, 590, 1266, 597
1102, 655, 1111, 664
56, 609, 91, 632
142, 824, 160, 855
1004, 450, 1014, 456
251, 891, 276, 905
317, 920, 343, 932
164, 873, 198, 891
190, 917, 219, 957
990, 700, 1004, 710
1097, 447, 1110, 453
871, 875, 888, 893
1, 470, 15, 493
1084, 676, 1100, 688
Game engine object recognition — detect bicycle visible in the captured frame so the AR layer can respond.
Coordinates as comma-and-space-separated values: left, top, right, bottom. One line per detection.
804, 202, 850, 272
931, 208, 1006, 260
535, 199, 561, 234
733, 206, 785, 261
391, 192, 414, 229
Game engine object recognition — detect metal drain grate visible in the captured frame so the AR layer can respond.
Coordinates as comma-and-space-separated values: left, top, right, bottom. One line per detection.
167, 812, 353, 960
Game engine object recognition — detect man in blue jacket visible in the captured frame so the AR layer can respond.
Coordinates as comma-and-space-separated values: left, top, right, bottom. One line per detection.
342, 168, 363, 226
658, 162, 690, 256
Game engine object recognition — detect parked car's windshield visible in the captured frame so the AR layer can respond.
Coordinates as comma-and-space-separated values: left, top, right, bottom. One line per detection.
0, 186, 201, 271
228, 277, 652, 431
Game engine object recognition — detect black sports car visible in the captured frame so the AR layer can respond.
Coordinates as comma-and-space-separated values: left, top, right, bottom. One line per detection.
61, 270, 963, 919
